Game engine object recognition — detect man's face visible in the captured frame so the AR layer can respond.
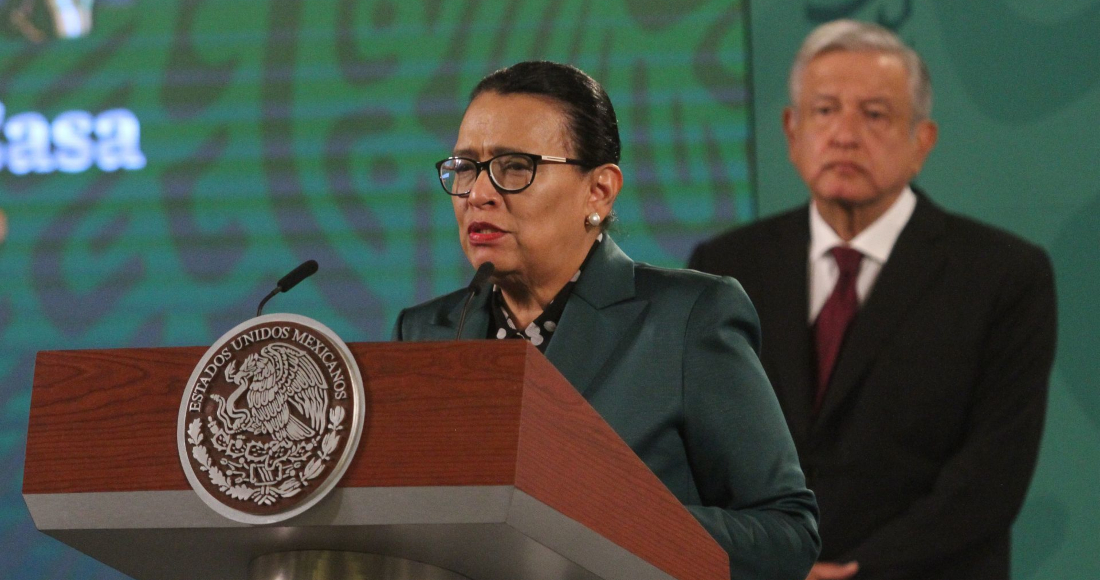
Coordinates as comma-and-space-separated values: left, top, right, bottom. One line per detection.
784, 50, 936, 214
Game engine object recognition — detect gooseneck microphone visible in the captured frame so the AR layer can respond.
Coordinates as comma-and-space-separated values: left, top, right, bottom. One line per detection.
256, 259, 319, 316
455, 262, 495, 339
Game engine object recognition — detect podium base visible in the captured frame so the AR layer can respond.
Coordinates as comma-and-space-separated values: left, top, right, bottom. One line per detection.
249, 551, 472, 580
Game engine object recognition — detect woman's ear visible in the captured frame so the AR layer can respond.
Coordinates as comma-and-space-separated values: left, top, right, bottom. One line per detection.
587, 163, 622, 215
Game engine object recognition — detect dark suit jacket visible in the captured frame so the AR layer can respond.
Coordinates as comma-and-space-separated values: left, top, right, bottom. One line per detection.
394, 235, 821, 580
688, 194, 1056, 579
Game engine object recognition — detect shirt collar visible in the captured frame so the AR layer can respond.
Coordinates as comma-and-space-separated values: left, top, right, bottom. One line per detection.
487, 233, 604, 352
809, 185, 917, 265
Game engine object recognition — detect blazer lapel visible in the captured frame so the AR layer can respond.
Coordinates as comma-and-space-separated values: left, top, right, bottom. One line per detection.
758, 209, 815, 443
814, 194, 948, 425
432, 285, 492, 340
544, 236, 648, 397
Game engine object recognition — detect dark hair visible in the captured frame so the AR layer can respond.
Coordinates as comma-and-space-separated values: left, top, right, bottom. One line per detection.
470, 61, 621, 167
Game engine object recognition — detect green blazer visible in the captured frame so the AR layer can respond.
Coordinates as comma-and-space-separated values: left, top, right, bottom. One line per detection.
393, 236, 820, 580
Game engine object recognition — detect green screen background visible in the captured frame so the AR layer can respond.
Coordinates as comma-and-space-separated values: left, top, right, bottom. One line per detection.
749, 2, 1100, 579
0, 1, 749, 577
2, 1, 1096, 579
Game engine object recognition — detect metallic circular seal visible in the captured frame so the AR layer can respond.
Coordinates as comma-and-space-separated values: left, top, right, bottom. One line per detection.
177, 313, 365, 524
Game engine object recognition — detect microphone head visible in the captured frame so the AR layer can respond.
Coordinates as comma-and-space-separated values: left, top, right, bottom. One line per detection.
277, 259, 319, 292
469, 261, 495, 295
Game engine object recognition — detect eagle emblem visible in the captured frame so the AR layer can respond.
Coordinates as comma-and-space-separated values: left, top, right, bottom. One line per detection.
178, 315, 364, 524
215, 343, 328, 442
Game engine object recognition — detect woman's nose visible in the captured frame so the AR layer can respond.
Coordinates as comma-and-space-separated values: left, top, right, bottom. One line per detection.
466, 168, 501, 207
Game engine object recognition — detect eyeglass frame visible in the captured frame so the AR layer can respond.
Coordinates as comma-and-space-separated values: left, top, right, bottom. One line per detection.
434, 152, 593, 197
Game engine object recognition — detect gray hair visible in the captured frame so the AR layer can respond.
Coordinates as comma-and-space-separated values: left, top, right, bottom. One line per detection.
788, 20, 932, 122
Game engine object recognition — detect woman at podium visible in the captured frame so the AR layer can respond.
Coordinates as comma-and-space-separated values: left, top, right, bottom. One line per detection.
393, 60, 820, 580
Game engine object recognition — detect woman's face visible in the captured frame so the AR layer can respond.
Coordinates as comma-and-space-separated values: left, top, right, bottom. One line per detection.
450, 91, 599, 289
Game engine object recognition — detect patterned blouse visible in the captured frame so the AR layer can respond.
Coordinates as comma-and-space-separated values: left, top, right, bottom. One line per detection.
488, 234, 604, 353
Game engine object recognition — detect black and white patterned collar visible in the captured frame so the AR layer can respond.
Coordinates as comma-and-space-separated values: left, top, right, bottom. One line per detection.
487, 233, 604, 352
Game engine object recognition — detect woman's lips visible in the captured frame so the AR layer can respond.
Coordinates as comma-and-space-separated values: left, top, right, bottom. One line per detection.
468, 222, 507, 244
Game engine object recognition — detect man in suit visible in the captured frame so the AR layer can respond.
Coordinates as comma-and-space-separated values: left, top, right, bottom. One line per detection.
689, 20, 1056, 580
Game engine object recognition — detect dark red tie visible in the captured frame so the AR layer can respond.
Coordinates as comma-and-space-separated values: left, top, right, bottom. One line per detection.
814, 246, 863, 411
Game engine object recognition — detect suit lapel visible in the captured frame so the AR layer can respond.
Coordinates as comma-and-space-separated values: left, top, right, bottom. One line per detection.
758, 209, 815, 443
432, 285, 492, 340
544, 236, 648, 397
814, 194, 948, 425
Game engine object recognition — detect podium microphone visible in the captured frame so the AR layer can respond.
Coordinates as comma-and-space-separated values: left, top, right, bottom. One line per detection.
455, 262, 494, 339
256, 259, 319, 316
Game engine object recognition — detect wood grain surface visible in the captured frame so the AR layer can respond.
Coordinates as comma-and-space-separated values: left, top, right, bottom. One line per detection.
25, 340, 727, 580
515, 348, 729, 580
24, 341, 526, 494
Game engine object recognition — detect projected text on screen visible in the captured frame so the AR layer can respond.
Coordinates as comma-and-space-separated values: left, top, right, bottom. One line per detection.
0, 102, 146, 175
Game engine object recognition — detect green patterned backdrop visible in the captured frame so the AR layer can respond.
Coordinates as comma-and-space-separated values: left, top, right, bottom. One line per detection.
0, 0, 749, 577
3, 0, 1097, 578
749, 1, 1100, 579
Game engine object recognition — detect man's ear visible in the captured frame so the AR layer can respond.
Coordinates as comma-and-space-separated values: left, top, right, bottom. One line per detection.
912, 119, 939, 173
782, 106, 797, 145
587, 163, 623, 216
916, 119, 938, 156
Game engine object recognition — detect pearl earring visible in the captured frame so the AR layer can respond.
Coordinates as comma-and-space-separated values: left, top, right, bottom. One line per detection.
586, 212, 602, 227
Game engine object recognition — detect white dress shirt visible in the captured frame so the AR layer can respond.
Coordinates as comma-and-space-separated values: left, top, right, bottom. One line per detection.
808, 186, 917, 323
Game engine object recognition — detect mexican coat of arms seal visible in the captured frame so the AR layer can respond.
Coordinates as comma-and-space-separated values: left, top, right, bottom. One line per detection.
177, 313, 365, 524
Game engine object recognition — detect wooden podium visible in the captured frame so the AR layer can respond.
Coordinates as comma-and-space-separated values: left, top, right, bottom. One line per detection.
23, 340, 728, 580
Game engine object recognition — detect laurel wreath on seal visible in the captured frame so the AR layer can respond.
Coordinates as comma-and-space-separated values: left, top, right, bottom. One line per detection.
187, 406, 346, 506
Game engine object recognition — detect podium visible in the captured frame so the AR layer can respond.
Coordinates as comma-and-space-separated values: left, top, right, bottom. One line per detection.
23, 340, 728, 580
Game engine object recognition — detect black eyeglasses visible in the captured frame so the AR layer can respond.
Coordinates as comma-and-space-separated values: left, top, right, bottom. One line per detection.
435, 153, 590, 196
